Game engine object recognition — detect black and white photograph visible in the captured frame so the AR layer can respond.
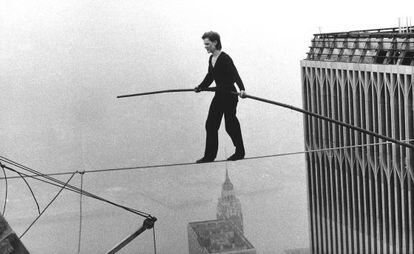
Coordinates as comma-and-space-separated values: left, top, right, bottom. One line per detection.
1, 0, 414, 253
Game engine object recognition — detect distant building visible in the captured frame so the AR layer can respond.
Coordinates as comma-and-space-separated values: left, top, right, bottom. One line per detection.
188, 219, 255, 254
284, 248, 310, 254
302, 27, 414, 254
187, 169, 256, 254
216, 169, 243, 232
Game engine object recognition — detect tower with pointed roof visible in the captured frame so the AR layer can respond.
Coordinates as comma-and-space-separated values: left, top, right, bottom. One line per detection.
216, 169, 243, 232
188, 168, 256, 254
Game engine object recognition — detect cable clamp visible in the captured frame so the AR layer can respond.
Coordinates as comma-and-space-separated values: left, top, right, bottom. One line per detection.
76, 170, 85, 175
143, 216, 157, 229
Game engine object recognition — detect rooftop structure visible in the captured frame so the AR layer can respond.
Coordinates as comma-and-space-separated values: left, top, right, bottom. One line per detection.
188, 170, 255, 254
187, 219, 255, 254
306, 26, 414, 65
284, 248, 310, 254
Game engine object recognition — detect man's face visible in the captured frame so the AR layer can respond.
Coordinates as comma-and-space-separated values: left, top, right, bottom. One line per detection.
203, 38, 217, 53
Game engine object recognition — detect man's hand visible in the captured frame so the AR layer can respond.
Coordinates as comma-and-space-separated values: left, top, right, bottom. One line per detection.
239, 90, 246, 98
194, 86, 202, 93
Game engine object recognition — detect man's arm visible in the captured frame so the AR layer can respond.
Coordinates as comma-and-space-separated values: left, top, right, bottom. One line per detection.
226, 56, 245, 91
227, 57, 246, 98
195, 71, 213, 92
195, 58, 214, 92
199, 70, 214, 89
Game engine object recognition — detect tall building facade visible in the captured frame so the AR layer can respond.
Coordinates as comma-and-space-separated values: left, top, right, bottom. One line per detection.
187, 170, 255, 254
301, 27, 414, 254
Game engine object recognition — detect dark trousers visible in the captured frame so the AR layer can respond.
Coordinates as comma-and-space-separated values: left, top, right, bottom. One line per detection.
204, 95, 244, 159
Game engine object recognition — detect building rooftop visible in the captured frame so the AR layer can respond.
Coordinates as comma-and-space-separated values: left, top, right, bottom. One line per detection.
188, 219, 254, 253
284, 248, 310, 254
306, 26, 414, 65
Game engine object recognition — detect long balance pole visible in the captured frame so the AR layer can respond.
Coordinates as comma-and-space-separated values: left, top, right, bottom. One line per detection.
117, 88, 414, 150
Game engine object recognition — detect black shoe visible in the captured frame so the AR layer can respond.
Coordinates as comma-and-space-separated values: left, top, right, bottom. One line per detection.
227, 152, 245, 161
196, 157, 215, 163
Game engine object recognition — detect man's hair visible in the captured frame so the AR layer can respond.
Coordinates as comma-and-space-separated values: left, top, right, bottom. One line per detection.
202, 31, 222, 50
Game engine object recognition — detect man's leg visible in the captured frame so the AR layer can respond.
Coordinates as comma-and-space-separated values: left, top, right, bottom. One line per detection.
224, 98, 245, 160
200, 97, 224, 162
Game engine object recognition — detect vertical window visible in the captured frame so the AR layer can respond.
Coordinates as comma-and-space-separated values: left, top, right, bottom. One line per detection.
401, 51, 414, 66
375, 50, 387, 64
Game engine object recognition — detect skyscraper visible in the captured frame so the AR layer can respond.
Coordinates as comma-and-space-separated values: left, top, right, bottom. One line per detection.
187, 169, 255, 254
301, 27, 414, 254
217, 169, 243, 232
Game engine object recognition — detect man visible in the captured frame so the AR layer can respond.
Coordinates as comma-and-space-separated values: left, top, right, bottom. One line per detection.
195, 31, 246, 163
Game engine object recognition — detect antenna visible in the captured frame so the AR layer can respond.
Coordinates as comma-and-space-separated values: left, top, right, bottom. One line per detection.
398, 17, 401, 33
407, 16, 409, 33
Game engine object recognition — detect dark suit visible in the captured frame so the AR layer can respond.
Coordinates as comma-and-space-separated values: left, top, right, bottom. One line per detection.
199, 52, 245, 159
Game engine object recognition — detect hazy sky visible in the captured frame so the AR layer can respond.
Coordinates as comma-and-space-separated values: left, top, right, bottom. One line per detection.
1, 0, 413, 253
2, 0, 411, 171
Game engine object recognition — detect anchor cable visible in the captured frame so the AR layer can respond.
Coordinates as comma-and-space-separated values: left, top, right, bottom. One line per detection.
20, 172, 76, 239
77, 171, 84, 254
1, 158, 153, 219
153, 224, 157, 254
0, 162, 8, 216
14, 169, 41, 215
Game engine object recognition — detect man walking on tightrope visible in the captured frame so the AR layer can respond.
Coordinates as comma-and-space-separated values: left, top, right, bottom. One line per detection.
195, 31, 246, 163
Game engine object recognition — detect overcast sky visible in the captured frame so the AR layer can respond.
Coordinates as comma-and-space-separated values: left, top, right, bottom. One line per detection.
1, 0, 412, 170
2, 0, 412, 171
1, 0, 413, 253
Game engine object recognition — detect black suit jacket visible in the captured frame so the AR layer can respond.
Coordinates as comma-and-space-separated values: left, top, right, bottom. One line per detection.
199, 52, 245, 94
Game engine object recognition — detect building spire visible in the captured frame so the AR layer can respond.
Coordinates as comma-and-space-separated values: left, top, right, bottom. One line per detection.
217, 165, 243, 232
225, 167, 229, 181
223, 168, 233, 191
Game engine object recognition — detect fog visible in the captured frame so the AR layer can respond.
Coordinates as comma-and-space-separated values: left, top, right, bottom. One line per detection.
0, 0, 412, 253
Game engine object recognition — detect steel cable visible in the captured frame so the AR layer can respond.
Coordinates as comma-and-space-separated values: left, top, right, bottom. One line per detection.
20, 172, 76, 239
1, 159, 152, 219
0, 163, 8, 216
1, 139, 412, 180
